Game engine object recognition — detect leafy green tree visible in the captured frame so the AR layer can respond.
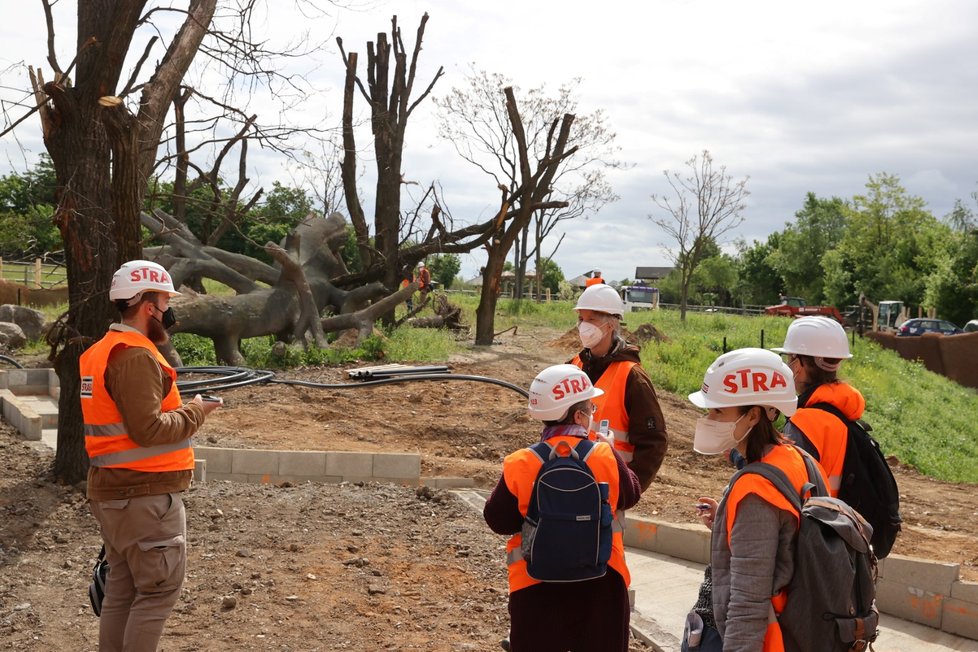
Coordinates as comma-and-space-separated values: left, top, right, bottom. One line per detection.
537, 257, 564, 294
734, 235, 783, 306
0, 156, 61, 258
427, 253, 461, 289
767, 193, 847, 303
925, 197, 978, 324
692, 253, 737, 305
826, 174, 948, 308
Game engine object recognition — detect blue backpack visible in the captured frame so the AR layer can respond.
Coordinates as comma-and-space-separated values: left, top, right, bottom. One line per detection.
519, 438, 614, 582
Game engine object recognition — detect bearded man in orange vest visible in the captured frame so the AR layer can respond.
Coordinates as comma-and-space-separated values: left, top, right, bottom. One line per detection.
571, 284, 668, 491
81, 260, 221, 651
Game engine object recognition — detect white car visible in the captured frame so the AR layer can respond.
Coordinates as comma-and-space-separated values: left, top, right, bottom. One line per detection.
964, 319, 978, 333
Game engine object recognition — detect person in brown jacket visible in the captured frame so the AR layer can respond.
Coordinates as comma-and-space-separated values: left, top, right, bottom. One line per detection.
570, 284, 668, 491
81, 260, 220, 651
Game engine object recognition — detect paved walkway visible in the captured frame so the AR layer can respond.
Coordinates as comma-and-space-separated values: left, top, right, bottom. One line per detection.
450, 489, 977, 652
627, 548, 978, 652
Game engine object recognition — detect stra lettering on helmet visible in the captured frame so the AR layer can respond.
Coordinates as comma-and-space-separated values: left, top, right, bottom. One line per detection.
129, 267, 171, 285
550, 375, 592, 401
722, 368, 788, 394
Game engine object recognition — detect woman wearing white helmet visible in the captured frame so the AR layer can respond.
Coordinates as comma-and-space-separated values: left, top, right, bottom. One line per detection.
571, 283, 668, 493
684, 348, 827, 652
484, 364, 641, 652
771, 316, 862, 497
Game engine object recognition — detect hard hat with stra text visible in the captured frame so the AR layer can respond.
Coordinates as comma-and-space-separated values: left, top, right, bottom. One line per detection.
109, 260, 181, 302
688, 348, 797, 416
574, 284, 624, 317
527, 364, 604, 421
771, 316, 852, 360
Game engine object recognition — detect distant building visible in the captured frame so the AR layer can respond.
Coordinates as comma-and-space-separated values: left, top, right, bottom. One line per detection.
464, 270, 540, 296
634, 266, 675, 282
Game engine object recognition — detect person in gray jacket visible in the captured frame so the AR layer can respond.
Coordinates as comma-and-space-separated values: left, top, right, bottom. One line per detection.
684, 348, 827, 651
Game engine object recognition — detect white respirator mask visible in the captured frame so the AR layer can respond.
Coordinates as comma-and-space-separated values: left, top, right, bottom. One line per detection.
578, 321, 605, 349
693, 413, 750, 455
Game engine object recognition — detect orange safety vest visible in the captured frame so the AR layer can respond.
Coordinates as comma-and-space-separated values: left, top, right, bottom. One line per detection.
786, 383, 863, 497
585, 276, 603, 287
724, 444, 824, 652
80, 329, 194, 472
501, 435, 629, 593
571, 356, 636, 461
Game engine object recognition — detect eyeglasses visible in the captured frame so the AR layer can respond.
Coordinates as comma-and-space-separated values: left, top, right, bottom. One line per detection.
780, 353, 799, 364
579, 403, 598, 415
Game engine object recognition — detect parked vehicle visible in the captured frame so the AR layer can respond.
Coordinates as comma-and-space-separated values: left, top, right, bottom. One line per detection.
964, 320, 978, 333
896, 318, 963, 336
764, 296, 845, 323
857, 295, 907, 333
620, 284, 659, 312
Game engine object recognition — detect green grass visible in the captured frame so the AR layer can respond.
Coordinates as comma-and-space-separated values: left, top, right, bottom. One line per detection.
624, 308, 978, 483
0, 261, 66, 287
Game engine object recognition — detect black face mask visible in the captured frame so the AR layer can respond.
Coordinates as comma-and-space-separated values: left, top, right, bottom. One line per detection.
154, 306, 177, 330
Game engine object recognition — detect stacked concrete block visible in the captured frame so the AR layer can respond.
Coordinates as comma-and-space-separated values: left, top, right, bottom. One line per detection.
193, 446, 421, 485
877, 555, 978, 638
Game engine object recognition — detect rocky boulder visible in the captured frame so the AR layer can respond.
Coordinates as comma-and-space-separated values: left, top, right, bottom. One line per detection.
0, 305, 46, 341
0, 322, 27, 350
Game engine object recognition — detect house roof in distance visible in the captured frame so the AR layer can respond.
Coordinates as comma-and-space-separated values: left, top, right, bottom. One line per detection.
634, 266, 674, 280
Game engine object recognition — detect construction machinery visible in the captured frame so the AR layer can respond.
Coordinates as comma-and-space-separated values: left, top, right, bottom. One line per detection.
764, 296, 846, 323
858, 294, 907, 333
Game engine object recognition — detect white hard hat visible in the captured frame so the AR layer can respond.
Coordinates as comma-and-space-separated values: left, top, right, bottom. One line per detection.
771, 316, 852, 360
109, 260, 181, 302
418, 262, 425, 268
527, 364, 605, 421
688, 348, 797, 417
574, 284, 624, 317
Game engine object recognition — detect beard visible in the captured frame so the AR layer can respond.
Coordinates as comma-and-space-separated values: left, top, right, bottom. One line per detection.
147, 315, 170, 346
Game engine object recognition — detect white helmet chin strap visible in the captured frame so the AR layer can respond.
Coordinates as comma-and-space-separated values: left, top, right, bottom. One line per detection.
814, 357, 841, 372
124, 291, 146, 307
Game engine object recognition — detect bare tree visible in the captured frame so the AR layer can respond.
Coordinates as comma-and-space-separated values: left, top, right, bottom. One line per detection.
650, 150, 750, 321
437, 71, 620, 301
6, 0, 332, 483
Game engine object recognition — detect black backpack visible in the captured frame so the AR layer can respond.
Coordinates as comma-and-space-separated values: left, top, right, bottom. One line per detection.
731, 452, 879, 652
89, 544, 109, 616
519, 438, 613, 582
787, 402, 902, 559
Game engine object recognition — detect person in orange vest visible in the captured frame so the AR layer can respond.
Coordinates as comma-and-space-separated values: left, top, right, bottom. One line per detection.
585, 269, 604, 287
400, 266, 416, 311
417, 261, 432, 301
771, 316, 860, 497
81, 260, 221, 650
570, 283, 668, 491
686, 348, 827, 651
484, 364, 641, 651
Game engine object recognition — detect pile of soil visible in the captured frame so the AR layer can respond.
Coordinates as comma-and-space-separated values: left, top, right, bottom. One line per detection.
1, 322, 975, 650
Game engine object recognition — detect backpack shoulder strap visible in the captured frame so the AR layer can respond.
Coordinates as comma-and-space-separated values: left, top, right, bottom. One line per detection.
810, 401, 873, 433
528, 441, 552, 463
574, 438, 596, 462
730, 461, 803, 513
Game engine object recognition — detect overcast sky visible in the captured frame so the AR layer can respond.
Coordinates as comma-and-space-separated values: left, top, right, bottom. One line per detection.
2, 1, 977, 283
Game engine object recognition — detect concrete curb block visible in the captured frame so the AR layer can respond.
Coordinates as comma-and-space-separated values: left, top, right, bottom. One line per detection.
624, 515, 978, 641
193, 446, 421, 485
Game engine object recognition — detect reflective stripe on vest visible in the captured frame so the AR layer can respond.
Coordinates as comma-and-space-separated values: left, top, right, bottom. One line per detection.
501, 435, 630, 593
80, 329, 193, 473
572, 356, 636, 461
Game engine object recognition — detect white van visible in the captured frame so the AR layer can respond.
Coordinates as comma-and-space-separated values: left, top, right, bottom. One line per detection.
620, 285, 659, 312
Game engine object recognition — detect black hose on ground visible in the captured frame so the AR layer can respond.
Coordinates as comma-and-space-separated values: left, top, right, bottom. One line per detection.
0, 354, 24, 369
174, 365, 529, 399
271, 373, 529, 398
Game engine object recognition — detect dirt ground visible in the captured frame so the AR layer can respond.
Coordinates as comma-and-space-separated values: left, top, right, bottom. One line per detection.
1, 323, 976, 651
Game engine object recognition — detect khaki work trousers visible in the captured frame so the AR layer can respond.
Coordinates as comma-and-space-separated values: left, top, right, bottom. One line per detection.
89, 492, 187, 652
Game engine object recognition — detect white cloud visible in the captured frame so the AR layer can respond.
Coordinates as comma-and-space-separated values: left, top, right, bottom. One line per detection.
2, 0, 977, 284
